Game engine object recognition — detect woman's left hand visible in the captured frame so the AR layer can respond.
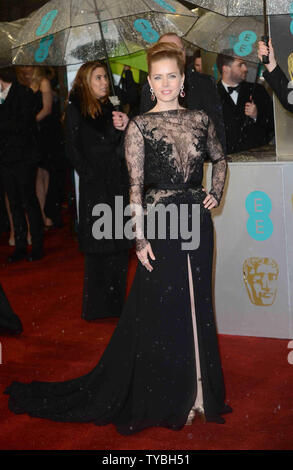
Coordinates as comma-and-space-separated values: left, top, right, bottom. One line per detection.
202, 188, 218, 210
112, 111, 129, 131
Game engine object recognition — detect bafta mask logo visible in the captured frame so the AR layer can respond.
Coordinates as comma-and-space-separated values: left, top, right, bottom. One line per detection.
243, 257, 279, 306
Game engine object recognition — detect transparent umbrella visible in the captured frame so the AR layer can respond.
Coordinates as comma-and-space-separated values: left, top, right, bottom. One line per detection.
186, 0, 293, 63
11, 0, 198, 95
185, 11, 264, 64
185, 0, 293, 16
0, 18, 29, 67
11, 0, 198, 67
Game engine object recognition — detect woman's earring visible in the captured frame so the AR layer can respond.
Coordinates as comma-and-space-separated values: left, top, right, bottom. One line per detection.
150, 87, 156, 101
180, 84, 185, 98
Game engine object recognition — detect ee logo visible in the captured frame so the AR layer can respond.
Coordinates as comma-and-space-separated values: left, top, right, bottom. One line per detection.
34, 10, 58, 63
233, 30, 257, 57
134, 0, 176, 43
35, 35, 54, 63
134, 19, 159, 43
245, 191, 273, 241
151, 0, 176, 13
289, 2, 293, 35
36, 9, 58, 36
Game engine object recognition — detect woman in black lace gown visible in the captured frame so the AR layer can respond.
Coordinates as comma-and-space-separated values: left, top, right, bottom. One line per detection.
5, 43, 232, 434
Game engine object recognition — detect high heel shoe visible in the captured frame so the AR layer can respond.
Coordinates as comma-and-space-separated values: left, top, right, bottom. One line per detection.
185, 406, 206, 426
194, 406, 206, 423
185, 408, 196, 426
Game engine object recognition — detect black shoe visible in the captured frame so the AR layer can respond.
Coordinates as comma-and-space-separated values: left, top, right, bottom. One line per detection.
7, 250, 27, 263
26, 249, 44, 262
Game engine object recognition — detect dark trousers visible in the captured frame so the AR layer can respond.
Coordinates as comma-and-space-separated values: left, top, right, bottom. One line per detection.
1, 162, 43, 251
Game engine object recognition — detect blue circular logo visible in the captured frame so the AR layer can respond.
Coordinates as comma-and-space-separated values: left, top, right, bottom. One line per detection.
245, 191, 273, 241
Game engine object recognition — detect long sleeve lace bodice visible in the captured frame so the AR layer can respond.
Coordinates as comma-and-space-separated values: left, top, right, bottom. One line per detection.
124, 108, 227, 250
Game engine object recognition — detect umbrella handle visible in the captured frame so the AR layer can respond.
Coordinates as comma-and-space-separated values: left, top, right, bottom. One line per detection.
261, 35, 270, 64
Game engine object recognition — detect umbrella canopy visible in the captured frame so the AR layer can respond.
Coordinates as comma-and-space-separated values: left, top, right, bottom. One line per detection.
11, 0, 198, 66
185, 11, 264, 64
0, 18, 29, 67
110, 50, 148, 72
109, 50, 148, 84
185, 0, 293, 16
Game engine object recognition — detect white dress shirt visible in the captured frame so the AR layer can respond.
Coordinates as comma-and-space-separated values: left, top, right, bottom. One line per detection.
0, 84, 11, 104
221, 80, 257, 122
221, 80, 239, 105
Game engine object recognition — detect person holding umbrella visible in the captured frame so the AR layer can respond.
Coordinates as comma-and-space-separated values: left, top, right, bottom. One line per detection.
216, 50, 274, 154
258, 38, 293, 114
64, 61, 130, 321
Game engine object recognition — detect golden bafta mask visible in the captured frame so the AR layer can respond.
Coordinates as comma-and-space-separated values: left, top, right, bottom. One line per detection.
288, 53, 293, 82
243, 257, 279, 306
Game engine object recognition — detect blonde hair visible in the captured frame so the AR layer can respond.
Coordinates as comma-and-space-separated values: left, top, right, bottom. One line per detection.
147, 42, 185, 75
16, 66, 49, 91
68, 61, 109, 118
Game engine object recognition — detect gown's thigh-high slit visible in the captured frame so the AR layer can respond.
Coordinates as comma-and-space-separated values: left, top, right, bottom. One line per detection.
187, 253, 204, 414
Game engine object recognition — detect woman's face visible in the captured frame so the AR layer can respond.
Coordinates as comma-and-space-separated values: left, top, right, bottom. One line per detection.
20, 66, 34, 81
148, 58, 184, 106
90, 67, 109, 99
194, 57, 202, 73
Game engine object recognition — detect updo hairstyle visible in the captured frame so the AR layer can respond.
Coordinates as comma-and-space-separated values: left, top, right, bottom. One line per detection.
147, 42, 185, 75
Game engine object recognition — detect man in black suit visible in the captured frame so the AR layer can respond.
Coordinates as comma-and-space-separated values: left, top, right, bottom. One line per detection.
258, 38, 293, 114
216, 51, 274, 155
0, 67, 44, 262
139, 33, 227, 153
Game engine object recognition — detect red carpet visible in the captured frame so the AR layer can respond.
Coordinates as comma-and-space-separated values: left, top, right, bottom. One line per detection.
0, 212, 292, 450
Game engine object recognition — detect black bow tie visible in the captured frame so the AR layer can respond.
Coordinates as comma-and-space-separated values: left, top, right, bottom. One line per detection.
227, 85, 241, 94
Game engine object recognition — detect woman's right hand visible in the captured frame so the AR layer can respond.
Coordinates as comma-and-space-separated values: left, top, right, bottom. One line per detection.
136, 242, 156, 272
202, 188, 218, 210
112, 111, 129, 131
257, 38, 277, 72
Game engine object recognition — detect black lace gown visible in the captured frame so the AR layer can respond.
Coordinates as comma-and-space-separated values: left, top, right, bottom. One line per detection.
5, 109, 232, 434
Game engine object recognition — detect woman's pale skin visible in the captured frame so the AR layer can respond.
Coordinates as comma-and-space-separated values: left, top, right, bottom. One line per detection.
90, 67, 109, 100
137, 57, 219, 272
257, 38, 277, 73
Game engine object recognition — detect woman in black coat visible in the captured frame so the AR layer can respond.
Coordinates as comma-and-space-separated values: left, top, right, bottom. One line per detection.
65, 61, 130, 321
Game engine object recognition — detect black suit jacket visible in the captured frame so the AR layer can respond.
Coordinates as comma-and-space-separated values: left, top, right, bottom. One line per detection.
263, 64, 293, 114
140, 65, 227, 153
0, 80, 38, 165
217, 80, 274, 154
